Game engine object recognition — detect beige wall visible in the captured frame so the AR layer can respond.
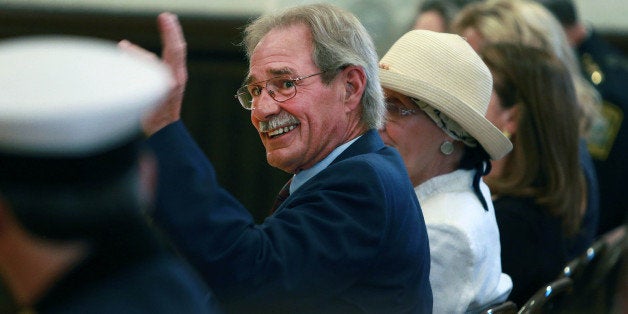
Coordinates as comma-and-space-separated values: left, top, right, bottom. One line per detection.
576, 0, 628, 32
3, 0, 626, 54
1, 0, 626, 27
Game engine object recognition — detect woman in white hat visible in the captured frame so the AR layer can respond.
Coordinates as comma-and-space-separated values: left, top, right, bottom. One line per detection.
378, 30, 513, 313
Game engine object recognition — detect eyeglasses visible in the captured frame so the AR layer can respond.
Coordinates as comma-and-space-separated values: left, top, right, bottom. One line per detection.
385, 101, 417, 119
234, 71, 326, 110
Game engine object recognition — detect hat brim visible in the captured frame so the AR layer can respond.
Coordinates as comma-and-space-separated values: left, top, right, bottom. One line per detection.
380, 69, 512, 160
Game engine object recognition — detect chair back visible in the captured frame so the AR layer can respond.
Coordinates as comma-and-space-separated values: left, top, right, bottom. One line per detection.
562, 225, 626, 312
481, 300, 517, 314
518, 225, 627, 313
517, 276, 573, 314
561, 237, 606, 279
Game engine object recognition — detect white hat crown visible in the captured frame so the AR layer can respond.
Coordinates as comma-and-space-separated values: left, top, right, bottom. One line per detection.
379, 30, 512, 160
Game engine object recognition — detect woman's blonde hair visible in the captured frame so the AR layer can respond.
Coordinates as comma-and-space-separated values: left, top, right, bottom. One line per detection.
481, 43, 586, 236
452, 0, 601, 137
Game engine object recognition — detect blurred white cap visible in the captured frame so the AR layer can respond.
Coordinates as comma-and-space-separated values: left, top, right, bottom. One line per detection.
0, 35, 172, 157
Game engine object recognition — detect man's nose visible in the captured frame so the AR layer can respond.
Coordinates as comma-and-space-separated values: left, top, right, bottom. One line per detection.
252, 91, 281, 119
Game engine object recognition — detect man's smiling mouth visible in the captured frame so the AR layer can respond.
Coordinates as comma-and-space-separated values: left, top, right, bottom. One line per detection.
268, 124, 298, 138
259, 111, 301, 139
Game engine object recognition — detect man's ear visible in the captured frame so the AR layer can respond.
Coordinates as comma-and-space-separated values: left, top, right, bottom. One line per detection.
342, 66, 367, 111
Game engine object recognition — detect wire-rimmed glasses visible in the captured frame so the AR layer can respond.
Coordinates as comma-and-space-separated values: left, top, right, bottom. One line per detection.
385, 101, 417, 119
234, 71, 326, 110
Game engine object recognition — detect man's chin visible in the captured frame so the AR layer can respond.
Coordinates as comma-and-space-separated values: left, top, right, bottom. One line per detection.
266, 152, 294, 174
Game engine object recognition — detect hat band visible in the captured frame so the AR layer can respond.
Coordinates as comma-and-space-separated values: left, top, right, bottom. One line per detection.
411, 98, 478, 147
0, 139, 141, 187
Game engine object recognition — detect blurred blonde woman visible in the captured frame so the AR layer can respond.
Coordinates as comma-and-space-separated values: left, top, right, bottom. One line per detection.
451, 0, 599, 260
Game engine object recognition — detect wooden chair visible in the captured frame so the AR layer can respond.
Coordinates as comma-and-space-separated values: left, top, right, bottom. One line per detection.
589, 225, 626, 285
561, 239, 605, 279
561, 225, 627, 313
481, 300, 518, 314
517, 225, 627, 313
517, 276, 573, 314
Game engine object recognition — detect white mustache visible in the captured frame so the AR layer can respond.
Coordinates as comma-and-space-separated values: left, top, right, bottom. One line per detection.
259, 112, 300, 132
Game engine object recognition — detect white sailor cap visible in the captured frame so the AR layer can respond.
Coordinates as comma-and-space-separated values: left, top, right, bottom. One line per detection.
0, 35, 172, 185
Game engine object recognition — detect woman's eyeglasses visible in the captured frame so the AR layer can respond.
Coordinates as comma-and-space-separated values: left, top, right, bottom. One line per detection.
385, 101, 417, 119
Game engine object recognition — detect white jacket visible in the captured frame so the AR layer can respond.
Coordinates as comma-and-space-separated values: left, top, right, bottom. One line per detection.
416, 169, 512, 313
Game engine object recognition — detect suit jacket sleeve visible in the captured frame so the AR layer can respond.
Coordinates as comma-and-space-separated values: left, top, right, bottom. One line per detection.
145, 122, 416, 312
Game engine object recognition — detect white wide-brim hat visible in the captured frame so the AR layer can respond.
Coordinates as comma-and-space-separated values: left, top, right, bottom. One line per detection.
0, 35, 172, 157
379, 30, 512, 160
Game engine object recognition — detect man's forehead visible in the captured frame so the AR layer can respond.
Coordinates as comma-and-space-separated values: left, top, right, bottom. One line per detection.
245, 67, 296, 84
245, 24, 314, 84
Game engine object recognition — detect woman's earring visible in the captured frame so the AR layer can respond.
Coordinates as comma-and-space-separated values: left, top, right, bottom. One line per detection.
440, 141, 454, 155
502, 130, 511, 139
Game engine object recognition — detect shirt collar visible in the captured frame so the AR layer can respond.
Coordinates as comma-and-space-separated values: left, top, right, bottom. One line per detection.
290, 135, 361, 194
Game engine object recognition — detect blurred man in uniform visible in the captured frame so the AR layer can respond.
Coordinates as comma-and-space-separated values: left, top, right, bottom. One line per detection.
0, 36, 221, 313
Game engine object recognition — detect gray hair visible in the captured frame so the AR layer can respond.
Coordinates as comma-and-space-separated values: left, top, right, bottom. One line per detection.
242, 3, 385, 129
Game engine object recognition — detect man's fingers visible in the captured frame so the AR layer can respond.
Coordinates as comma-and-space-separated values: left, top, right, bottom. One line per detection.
157, 12, 187, 79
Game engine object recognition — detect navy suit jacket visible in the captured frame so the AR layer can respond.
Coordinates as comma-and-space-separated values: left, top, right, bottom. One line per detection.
146, 122, 432, 313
